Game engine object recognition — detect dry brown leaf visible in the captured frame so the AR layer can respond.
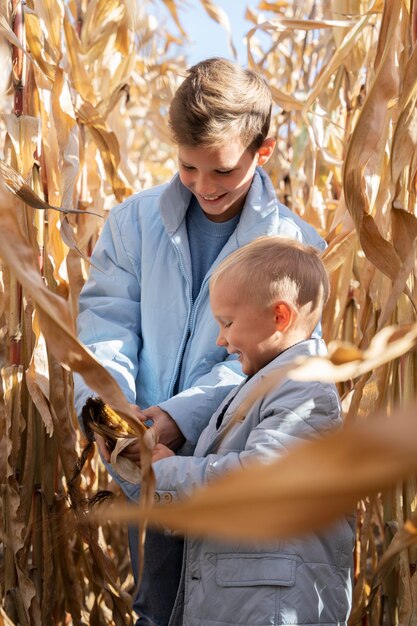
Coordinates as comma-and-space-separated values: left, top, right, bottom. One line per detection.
0, 186, 142, 436
62, 9, 96, 104
259, 17, 358, 31
1, 0, 417, 621
2, 366, 40, 623
269, 84, 304, 111
256, 1, 289, 13
76, 101, 132, 202
391, 208, 417, 262
0, 12, 26, 51
99, 403, 417, 542
199, 0, 237, 58
2, 115, 39, 178
391, 41, 417, 184
0, 160, 101, 216
368, 511, 417, 605
359, 214, 402, 282
33, 0, 62, 54
111, 437, 141, 484
25, 329, 54, 436
321, 229, 357, 273
60, 216, 93, 263
305, 15, 370, 109
343, 0, 401, 281
162, 0, 186, 37
24, 10, 57, 82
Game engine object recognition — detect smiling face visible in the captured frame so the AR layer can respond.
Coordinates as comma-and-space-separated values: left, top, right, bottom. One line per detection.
178, 138, 275, 223
210, 279, 288, 377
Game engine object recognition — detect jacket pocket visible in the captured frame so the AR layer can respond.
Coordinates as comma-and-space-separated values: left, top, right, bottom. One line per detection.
216, 553, 297, 587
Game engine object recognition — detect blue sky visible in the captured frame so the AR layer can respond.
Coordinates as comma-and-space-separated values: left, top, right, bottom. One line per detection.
174, 1, 258, 65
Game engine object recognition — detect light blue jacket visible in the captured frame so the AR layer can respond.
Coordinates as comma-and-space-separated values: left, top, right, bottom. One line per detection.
75, 168, 325, 449
150, 339, 353, 626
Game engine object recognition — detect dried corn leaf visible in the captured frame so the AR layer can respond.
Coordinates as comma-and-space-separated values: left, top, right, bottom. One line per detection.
0, 13, 25, 51
76, 101, 132, 202
199, 0, 237, 58
111, 437, 141, 484
0, 187, 142, 436
259, 17, 358, 31
1, 0, 417, 621
0, 160, 101, 216
100, 403, 417, 542
391, 42, 417, 184
24, 10, 57, 82
32, 0, 62, 54
305, 15, 370, 109
257, 1, 290, 12
321, 229, 357, 273
343, 0, 401, 281
25, 326, 54, 436
368, 511, 417, 604
2, 115, 39, 178
62, 10, 96, 104
162, 0, 186, 37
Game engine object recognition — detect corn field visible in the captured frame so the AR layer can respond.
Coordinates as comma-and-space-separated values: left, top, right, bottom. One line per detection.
1, 0, 417, 624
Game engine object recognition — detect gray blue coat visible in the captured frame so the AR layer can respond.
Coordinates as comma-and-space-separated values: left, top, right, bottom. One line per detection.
149, 340, 354, 626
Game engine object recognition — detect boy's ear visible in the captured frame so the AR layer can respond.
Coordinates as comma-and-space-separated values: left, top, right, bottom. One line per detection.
274, 301, 293, 332
256, 137, 276, 166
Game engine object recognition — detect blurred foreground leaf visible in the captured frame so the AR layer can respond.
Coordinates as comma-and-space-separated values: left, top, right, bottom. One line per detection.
99, 403, 417, 543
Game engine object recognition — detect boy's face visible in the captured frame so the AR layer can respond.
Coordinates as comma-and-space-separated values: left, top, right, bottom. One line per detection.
178, 138, 274, 222
211, 280, 284, 376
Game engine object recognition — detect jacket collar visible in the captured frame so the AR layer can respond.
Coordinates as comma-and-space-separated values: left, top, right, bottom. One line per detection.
255, 337, 328, 375
230, 338, 328, 404
159, 167, 281, 240
202, 338, 328, 455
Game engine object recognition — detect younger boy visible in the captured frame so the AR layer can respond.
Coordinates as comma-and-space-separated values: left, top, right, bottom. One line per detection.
74, 58, 326, 625
147, 236, 354, 626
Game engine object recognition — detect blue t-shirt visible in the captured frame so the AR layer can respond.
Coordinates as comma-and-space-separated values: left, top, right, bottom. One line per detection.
186, 196, 240, 302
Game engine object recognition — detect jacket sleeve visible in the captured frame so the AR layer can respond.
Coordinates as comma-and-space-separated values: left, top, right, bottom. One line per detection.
158, 358, 245, 445
74, 205, 142, 417
152, 384, 341, 498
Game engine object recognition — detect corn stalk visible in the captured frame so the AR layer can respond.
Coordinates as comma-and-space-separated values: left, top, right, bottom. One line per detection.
0, 0, 417, 624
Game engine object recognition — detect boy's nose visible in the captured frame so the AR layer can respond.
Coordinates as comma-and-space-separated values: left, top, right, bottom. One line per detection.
196, 176, 216, 196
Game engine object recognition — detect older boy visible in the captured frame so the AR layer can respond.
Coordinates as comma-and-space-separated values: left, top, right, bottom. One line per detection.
74, 58, 326, 625
147, 236, 354, 626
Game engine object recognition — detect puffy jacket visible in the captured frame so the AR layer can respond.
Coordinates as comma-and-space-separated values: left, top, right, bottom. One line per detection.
75, 168, 326, 495
149, 340, 354, 626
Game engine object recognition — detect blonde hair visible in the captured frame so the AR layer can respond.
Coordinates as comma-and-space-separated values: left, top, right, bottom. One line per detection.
210, 236, 329, 331
168, 57, 272, 151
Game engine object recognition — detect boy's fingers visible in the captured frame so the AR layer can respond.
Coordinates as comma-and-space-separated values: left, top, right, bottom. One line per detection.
142, 406, 185, 450
128, 402, 147, 421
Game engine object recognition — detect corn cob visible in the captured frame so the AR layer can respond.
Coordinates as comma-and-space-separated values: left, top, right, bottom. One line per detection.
81, 396, 139, 451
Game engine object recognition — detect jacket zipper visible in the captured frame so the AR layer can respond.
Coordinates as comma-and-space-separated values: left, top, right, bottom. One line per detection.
169, 234, 213, 395
169, 239, 193, 396
172, 270, 213, 394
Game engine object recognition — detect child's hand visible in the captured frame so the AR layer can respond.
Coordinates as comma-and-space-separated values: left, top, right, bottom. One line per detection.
152, 443, 175, 463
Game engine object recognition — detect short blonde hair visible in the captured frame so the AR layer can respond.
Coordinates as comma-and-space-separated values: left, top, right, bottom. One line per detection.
210, 236, 329, 331
168, 57, 272, 151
